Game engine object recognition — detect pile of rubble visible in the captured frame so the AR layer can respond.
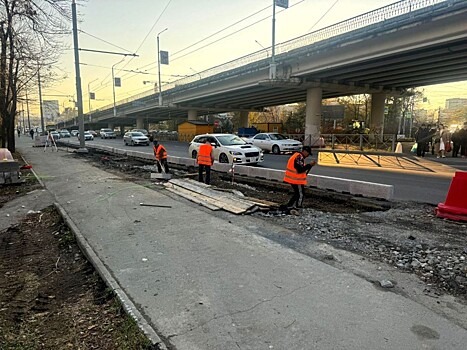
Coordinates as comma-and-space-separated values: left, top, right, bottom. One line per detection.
267, 204, 467, 298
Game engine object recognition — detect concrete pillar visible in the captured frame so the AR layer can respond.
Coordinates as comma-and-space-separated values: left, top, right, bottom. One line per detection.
188, 110, 197, 121
120, 126, 125, 136
107, 123, 114, 130
370, 93, 386, 135
136, 117, 144, 129
305, 87, 322, 146
239, 111, 249, 128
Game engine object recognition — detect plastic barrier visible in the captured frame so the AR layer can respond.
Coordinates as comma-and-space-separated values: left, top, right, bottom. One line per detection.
436, 171, 467, 221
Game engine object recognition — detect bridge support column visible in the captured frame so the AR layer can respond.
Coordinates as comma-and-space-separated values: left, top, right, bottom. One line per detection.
305, 87, 322, 146
107, 123, 114, 130
239, 111, 249, 128
370, 93, 386, 135
119, 126, 125, 136
188, 110, 197, 121
136, 117, 144, 129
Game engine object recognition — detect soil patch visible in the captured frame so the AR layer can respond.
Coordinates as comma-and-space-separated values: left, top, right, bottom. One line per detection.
1, 150, 158, 349
0, 206, 156, 349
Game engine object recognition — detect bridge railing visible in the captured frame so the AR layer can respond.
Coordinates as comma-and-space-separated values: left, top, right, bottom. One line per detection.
91, 0, 447, 115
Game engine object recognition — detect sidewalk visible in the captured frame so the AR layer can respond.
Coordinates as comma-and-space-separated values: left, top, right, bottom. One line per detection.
16, 137, 467, 349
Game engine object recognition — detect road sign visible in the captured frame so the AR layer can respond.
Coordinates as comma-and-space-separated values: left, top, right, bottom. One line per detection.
275, 0, 289, 9
160, 51, 169, 65
89, 92, 95, 100
114, 77, 121, 87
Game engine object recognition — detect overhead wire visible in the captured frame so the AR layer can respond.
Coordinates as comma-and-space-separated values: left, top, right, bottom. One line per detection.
308, 0, 340, 32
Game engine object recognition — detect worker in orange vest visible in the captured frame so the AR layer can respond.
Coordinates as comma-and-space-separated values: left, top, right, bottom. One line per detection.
283, 146, 316, 209
153, 140, 169, 173
197, 139, 214, 184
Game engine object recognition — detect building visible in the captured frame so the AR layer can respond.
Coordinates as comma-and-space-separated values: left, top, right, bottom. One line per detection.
445, 98, 467, 110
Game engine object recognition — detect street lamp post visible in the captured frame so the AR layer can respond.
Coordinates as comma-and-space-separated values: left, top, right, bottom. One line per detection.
254, 40, 269, 57
112, 58, 124, 118
270, 0, 289, 79
157, 28, 168, 106
189, 67, 201, 80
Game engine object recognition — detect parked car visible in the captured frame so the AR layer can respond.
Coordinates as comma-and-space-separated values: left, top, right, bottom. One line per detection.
189, 133, 264, 165
49, 131, 60, 140
70, 130, 79, 137
77, 131, 94, 141
100, 128, 116, 139
248, 133, 302, 154
59, 129, 71, 138
123, 131, 149, 146
131, 129, 149, 136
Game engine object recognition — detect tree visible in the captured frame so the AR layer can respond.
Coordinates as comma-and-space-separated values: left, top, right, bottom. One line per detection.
0, 0, 72, 151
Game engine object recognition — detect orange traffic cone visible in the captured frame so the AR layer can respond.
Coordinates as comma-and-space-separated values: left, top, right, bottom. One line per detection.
436, 171, 467, 221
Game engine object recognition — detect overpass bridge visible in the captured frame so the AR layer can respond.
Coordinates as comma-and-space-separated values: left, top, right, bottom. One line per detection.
58, 0, 467, 143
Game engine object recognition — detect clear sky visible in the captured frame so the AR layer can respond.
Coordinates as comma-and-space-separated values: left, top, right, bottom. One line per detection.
38, 0, 466, 117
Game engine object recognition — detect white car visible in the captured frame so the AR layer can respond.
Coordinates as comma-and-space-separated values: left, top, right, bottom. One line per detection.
77, 131, 94, 141
189, 133, 264, 165
248, 133, 302, 154
100, 128, 116, 139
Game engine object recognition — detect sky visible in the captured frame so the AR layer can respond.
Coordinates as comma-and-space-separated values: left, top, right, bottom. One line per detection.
37, 0, 467, 117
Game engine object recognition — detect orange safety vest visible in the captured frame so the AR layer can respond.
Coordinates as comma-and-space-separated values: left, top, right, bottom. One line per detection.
197, 143, 213, 165
153, 144, 167, 161
283, 152, 307, 185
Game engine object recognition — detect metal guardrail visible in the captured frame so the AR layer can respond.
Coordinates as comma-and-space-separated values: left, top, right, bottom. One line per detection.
89, 0, 448, 116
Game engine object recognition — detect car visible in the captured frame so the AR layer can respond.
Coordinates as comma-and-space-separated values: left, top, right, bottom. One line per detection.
189, 133, 264, 165
123, 131, 149, 146
87, 130, 98, 137
248, 133, 302, 154
77, 131, 94, 141
70, 130, 79, 137
59, 129, 71, 138
100, 128, 116, 139
131, 128, 149, 136
49, 131, 60, 140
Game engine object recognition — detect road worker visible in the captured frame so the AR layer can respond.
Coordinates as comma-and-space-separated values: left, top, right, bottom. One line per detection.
283, 145, 316, 209
197, 139, 214, 184
153, 140, 169, 173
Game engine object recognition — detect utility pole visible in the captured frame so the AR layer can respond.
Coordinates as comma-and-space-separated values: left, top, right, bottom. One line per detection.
38, 69, 45, 134
25, 90, 31, 131
72, 0, 86, 151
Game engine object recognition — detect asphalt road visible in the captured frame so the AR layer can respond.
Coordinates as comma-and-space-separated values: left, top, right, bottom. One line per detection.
60, 137, 464, 204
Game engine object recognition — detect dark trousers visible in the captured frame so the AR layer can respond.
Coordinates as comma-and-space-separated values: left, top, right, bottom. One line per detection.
287, 184, 305, 208
416, 141, 427, 157
198, 164, 211, 184
156, 159, 169, 173
452, 142, 460, 157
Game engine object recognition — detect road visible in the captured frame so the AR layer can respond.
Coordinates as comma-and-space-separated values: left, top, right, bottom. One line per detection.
60, 137, 465, 205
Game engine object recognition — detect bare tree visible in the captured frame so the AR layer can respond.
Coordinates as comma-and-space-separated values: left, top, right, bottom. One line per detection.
0, 0, 72, 151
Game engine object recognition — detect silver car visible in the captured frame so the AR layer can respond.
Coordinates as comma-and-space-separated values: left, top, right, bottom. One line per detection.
123, 131, 149, 146
100, 128, 116, 139
248, 133, 302, 154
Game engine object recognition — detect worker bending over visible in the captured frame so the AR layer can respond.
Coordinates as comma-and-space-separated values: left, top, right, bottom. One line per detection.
153, 140, 169, 173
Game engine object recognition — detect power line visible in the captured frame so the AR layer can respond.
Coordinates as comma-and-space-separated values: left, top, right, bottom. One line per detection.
79, 29, 134, 53
308, 0, 340, 32
120, 0, 173, 72
170, 0, 306, 63
171, 4, 271, 57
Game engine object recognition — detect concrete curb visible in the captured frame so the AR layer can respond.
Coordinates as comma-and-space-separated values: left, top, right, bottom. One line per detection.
54, 202, 167, 349
57, 141, 394, 201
